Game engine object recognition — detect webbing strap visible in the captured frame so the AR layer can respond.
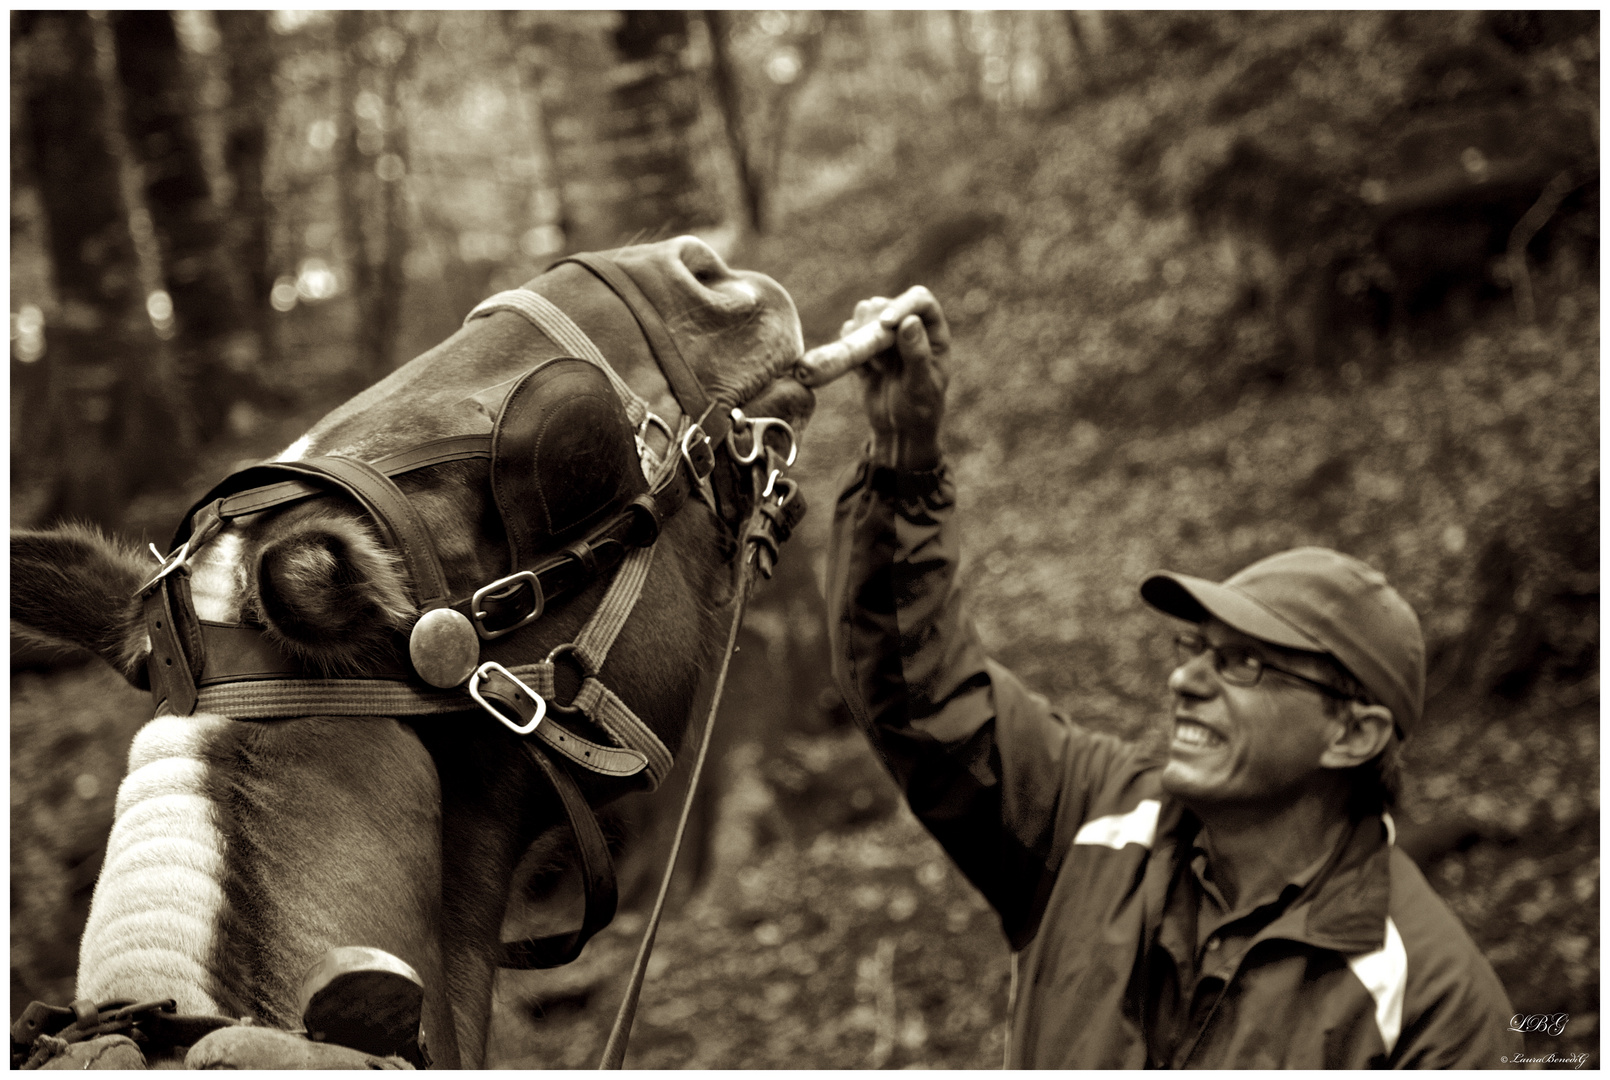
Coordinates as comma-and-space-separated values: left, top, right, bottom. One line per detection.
465, 290, 649, 427
521, 546, 675, 789
192, 680, 479, 718
556, 254, 730, 447
575, 544, 652, 667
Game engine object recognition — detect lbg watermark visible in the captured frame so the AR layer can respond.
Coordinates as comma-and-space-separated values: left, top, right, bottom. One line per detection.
1508, 1013, 1570, 1037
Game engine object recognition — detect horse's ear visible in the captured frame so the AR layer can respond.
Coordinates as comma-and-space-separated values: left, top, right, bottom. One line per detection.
10, 525, 153, 686
254, 512, 414, 674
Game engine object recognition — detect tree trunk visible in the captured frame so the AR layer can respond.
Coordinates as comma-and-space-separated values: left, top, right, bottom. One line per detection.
703, 11, 765, 232
760, 14, 831, 224
214, 11, 278, 380
15, 11, 189, 528
110, 11, 255, 443
608, 12, 722, 241
336, 11, 413, 383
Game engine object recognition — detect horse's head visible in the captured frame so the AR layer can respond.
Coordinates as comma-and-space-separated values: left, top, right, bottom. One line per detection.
10, 236, 812, 1067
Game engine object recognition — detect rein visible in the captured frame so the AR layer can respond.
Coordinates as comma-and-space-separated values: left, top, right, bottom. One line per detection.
598, 453, 777, 1069
13, 257, 807, 1069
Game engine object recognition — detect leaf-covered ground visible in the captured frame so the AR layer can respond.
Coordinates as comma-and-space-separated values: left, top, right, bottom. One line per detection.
488, 737, 1011, 1070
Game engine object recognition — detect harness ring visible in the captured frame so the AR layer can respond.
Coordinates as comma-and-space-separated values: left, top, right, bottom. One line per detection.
544, 642, 597, 717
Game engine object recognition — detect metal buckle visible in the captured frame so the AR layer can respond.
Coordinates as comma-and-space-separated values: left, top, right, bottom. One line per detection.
726, 408, 798, 467
468, 661, 546, 735
680, 421, 715, 482
636, 412, 676, 481
135, 540, 192, 595
470, 571, 544, 640
637, 412, 675, 455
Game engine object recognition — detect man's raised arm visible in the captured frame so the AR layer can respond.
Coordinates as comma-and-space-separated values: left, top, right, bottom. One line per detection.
822, 289, 1139, 949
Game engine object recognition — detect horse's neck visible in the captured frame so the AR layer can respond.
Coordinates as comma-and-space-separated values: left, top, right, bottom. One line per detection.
77, 713, 459, 1060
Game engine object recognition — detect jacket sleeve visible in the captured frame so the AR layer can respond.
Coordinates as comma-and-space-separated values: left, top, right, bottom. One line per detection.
1390, 965, 1524, 1069
825, 454, 1141, 949
1382, 846, 1525, 1069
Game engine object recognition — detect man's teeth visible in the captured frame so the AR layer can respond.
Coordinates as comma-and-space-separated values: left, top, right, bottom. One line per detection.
1174, 720, 1224, 748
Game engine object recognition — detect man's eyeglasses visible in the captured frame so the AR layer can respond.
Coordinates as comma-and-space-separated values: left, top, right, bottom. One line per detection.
1172, 630, 1354, 700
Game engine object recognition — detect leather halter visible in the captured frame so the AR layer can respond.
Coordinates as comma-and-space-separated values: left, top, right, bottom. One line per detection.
134, 254, 802, 976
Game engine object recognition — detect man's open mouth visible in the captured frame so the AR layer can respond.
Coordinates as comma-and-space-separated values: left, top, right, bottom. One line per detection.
1172, 718, 1226, 750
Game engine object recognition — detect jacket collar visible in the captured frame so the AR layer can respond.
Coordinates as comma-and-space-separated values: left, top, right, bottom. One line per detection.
1271, 811, 1392, 954
1154, 800, 1393, 956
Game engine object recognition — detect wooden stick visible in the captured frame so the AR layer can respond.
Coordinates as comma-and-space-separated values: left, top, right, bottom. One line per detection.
793, 319, 899, 387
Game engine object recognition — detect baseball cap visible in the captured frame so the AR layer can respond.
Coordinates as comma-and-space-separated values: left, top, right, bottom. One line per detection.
1139, 547, 1424, 733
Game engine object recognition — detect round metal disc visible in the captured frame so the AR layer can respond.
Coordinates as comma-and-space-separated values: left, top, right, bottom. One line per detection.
409, 607, 480, 688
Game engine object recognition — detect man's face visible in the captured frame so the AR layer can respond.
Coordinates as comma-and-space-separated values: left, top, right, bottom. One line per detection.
1161, 618, 1341, 809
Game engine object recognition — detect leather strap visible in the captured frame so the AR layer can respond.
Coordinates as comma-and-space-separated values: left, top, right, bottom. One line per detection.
500, 742, 619, 969
171, 436, 493, 548
258, 456, 453, 612
474, 666, 648, 778
144, 576, 203, 716
197, 623, 410, 683
557, 254, 732, 447
187, 463, 687, 684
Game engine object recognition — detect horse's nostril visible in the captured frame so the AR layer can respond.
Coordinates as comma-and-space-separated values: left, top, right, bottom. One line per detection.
677, 237, 732, 287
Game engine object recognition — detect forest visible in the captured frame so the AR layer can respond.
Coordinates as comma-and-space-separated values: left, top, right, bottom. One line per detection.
10, 10, 1599, 1068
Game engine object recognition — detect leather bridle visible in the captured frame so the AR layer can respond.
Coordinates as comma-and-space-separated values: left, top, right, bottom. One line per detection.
50, 252, 808, 1066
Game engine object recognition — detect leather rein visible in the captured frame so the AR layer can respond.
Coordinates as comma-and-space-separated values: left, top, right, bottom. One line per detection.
48, 254, 806, 1067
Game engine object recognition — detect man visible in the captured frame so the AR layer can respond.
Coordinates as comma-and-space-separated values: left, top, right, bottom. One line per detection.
823, 288, 1519, 1068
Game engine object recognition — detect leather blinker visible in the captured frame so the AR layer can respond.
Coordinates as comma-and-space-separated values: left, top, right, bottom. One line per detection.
491, 358, 647, 573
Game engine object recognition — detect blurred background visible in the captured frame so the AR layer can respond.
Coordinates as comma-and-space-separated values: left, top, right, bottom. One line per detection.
9, 10, 1599, 1068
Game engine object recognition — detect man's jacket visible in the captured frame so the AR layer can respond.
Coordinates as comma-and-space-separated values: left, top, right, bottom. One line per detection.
825, 458, 1521, 1068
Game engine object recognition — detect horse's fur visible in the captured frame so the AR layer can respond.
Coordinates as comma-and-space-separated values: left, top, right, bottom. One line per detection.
252, 509, 413, 674
10, 524, 152, 683
11, 238, 811, 1069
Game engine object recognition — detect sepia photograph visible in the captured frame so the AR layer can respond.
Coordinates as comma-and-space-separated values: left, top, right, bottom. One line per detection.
9, 9, 1599, 1069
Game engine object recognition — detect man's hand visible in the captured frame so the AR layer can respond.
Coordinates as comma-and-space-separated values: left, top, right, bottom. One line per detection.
843, 286, 951, 472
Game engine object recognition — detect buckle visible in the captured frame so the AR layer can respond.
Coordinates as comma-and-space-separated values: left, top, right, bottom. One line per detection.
679, 422, 715, 482
468, 661, 546, 735
762, 469, 798, 502
135, 540, 192, 596
637, 412, 675, 457
470, 571, 544, 640
726, 408, 798, 467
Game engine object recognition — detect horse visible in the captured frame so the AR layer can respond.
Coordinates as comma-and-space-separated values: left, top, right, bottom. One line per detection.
8, 236, 814, 1068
